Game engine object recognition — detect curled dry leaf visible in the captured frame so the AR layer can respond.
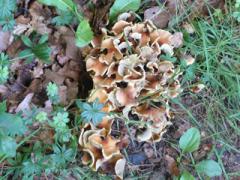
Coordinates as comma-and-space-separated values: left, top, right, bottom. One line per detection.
33, 62, 44, 78
0, 85, 8, 95
15, 93, 34, 113
43, 100, 53, 114
59, 86, 68, 105
0, 28, 12, 52
190, 83, 205, 93
38, 125, 55, 144
59, 27, 80, 60
15, 15, 31, 24
143, 143, 154, 158
170, 32, 183, 48
13, 24, 31, 36
144, 6, 170, 29
182, 22, 195, 34
13, 1, 52, 36
181, 54, 195, 66
165, 155, 180, 176
28, 1, 52, 35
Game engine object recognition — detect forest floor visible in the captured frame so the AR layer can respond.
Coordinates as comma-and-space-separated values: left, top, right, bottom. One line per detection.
0, 0, 239, 180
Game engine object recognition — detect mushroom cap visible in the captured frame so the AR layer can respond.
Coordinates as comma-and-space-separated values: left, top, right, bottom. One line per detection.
86, 57, 108, 76
96, 154, 126, 179
112, 20, 131, 35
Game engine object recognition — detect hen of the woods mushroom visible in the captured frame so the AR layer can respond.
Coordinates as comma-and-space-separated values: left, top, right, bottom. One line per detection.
79, 18, 198, 179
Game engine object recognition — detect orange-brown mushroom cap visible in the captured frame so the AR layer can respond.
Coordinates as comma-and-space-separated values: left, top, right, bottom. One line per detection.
86, 57, 108, 76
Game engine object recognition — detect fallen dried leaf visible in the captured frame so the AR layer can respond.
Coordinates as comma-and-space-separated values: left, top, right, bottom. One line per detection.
33, 63, 44, 78
144, 6, 170, 28
143, 143, 154, 158
15, 93, 34, 113
0, 28, 11, 52
170, 32, 183, 48
165, 155, 180, 176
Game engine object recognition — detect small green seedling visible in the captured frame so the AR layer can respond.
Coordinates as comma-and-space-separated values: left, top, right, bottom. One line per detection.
0, 101, 27, 158
0, 0, 16, 31
52, 8, 75, 26
233, 0, 240, 22
49, 111, 72, 142
179, 171, 195, 180
178, 127, 222, 179
19, 34, 51, 64
76, 99, 106, 126
46, 82, 60, 104
0, 53, 10, 84
35, 112, 48, 122
179, 127, 200, 153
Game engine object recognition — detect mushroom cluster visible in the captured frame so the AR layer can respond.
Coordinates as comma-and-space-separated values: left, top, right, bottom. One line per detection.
79, 118, 126, 179
79, 19, 196, 178
85, 20, 184, 142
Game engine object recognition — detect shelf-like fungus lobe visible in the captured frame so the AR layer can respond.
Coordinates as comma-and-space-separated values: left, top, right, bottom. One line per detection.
79, 19, 192, 179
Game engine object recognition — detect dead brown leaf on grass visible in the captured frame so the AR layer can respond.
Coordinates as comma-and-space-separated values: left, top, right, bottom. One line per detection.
144, 6, 170, 28
143, 0, 225, 28
15, 93, 34, 113
165, 155, 180, 176
0, 28, 12, 52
